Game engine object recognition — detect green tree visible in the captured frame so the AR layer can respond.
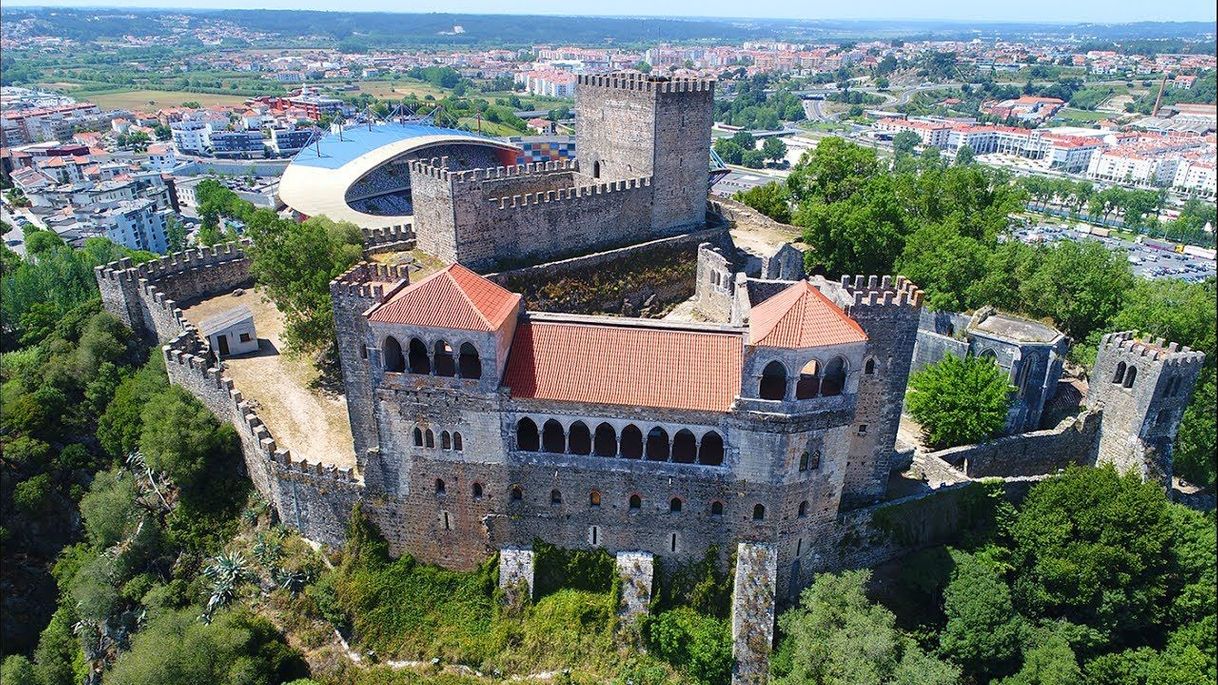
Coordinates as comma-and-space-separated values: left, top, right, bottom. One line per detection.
954, 146, 976, 166
996, 624, 1081, 685
762, 137, 788, 163
1019, 239, 1134, 342
734, 182, 792, 224
796, 174, 909, 277
896, 223, 989, 311
139, 386, 238, 494
244, 214, 364, 358
940, 550, 1024, 678
773, 570, 960, 685
906, 353, 1013, 449
165, 215, 187, 253
892, 130, 921, 157
644, 608, 732, 685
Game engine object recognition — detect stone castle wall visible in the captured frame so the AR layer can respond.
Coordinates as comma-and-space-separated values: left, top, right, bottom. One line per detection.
928, 411, 1101, 478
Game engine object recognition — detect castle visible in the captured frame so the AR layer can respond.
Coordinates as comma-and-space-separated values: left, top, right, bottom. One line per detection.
95, 73, 1205, 683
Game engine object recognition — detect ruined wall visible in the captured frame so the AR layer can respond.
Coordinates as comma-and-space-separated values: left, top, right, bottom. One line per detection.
694, 242, 736, 322
731, 543, 777, 685
361, 225, 415, 256
492, 226, 727, 317
928, 412, 1100, 478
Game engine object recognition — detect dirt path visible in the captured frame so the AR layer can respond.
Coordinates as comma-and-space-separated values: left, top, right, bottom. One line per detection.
182, 288, 357, 470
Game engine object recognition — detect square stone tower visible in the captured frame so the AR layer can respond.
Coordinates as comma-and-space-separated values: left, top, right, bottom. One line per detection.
575, 73, 714, 233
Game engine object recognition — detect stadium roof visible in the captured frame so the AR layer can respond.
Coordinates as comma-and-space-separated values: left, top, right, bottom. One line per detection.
279, 122, 519, 229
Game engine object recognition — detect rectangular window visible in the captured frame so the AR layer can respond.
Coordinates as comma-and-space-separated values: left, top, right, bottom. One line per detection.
239, 333, 252, 343
857, 424, 868, 436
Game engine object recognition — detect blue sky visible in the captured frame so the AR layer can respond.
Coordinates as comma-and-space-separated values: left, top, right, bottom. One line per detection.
3, 0, 1215, 23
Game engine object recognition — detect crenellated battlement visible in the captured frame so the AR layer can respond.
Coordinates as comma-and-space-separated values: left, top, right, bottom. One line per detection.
1098, 331, 1206, 367
576, 72, 716, 93
95, 241, 250, 283
329, 261, 411, 301
408, 156, 578, 185
491, 176, 653, 209
841, 274, 924, 308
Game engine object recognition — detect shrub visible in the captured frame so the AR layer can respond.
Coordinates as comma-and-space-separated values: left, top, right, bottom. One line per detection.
907, 353, 1014, 449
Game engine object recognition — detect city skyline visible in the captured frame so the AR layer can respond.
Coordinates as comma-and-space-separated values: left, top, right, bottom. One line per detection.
2, 1, 1215, 25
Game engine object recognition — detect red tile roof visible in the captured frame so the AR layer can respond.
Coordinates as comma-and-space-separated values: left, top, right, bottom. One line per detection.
749, 281, 867, 348
504, 320, 743, 412
368, 263, 521, 332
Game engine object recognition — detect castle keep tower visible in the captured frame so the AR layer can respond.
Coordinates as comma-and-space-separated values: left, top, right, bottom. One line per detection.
575, 73, 715, 233
1086, 332, 1205, 486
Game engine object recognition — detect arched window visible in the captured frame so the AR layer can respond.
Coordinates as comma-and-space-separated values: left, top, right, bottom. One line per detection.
646, 427, 670, 461
441, 431, 451, 450
1112, 361, 1127, 384
360, 343, 368, 360
670, 497, 682, 513
472, 482, 483, 499
821, 357, 847, 396
980, 349, 998, 363
413, 427, 423, 447
408, 338, 430, 374
589, 490, 601, 507
458, 342, 482, 379
568, 421, 592, 455
629, 494, 642, 510
620, 425, 644, 459
542, 419, 566, 453
864, 358, 876, 375
753, 503, 766, 521
453, 432, 463, 451
798, 501, 808, 518
795, 359, 821, 399
1124, 366, 1138, 388
433, 340, 456, 377
710, 501, 724, 517
516, 418, 539, 451
435, 478, 446, 495
424, 429, 435, 448
799, 451, 810, 472
594, 423, 617, 457
592, 160, 601, 178
760, 360, 787, 400
510, 485, 523, 501
808, 450, 821, 470
672, 429, 697, 463
550, 489, 562, 505
384, 336, 405, 372
698, 431, 724, 466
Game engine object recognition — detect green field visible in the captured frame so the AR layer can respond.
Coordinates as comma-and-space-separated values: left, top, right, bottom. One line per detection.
352, 79, 447, 100
1056, 107, 1112, 123
457, 116, 522, 137
82, 89, 252, 110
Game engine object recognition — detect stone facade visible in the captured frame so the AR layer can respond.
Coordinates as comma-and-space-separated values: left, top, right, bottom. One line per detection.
731, 543, 777, 685
1087, 331, 1205, 485
407, 73, 714, 269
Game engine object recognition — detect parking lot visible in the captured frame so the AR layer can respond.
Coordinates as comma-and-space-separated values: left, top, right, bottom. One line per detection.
1014, 224, 1217, 283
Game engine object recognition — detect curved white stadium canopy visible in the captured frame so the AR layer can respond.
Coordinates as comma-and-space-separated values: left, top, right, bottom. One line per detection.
279, 123, 520, 229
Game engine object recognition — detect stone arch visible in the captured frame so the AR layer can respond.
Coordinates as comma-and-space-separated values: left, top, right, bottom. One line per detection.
510, 484, 523, 501
542, 419, 566, 453
424, 429, 435, 448
433, 340, 457, 377
550, 489, 562, 505
670, 497, 682, 513
698, 431, 725, 466
799, 450, 810, 472
453, 432, 463, 451
621, 424, 644, 459
672, 429, 697, 463
593, 422, 617, 457
441, 431, 451, 450
592, 160, 601, 178
798, 500, 808, 518
568, 421, 592, 455
864, 357, 876, 375
516, 418, 539, 451
472, 482, 483, 499
821, 356, 847, 396
434, 478, 446, 495
629, 494, 642, 510
589, 490, 601, 507
795, 359, 821, 399
760, 360, 788, 400
980, 348, 998, 362
646, 427, 670, 461
1112, 361, 1127, 384
711, 500, 724, 517
384, 336, 405, 372
413, 427, 423, 447
408, 337, 430, 374
458, 342, 482, 379
753, 503, 766, 521
1123, 365, 1138, 388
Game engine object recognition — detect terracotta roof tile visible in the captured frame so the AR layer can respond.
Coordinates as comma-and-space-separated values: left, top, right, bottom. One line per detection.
505, 320, 742, 412
368, 263, 520, 332
749, 281, 867, 348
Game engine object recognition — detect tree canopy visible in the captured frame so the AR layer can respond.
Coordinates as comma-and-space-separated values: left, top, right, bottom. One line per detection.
907, 353, 1014, 449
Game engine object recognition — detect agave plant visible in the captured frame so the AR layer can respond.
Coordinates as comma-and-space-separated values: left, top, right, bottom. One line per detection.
252, 531, 284, 569
201, 552, 255, 623
125, 450, 170, 511
272, 566, 309, 596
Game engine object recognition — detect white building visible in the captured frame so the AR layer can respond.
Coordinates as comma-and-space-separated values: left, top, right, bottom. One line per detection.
1172, 157, 1217, 198
171, 119, 208, 155
98, 198, 169, 253
199, 305, 259, 358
